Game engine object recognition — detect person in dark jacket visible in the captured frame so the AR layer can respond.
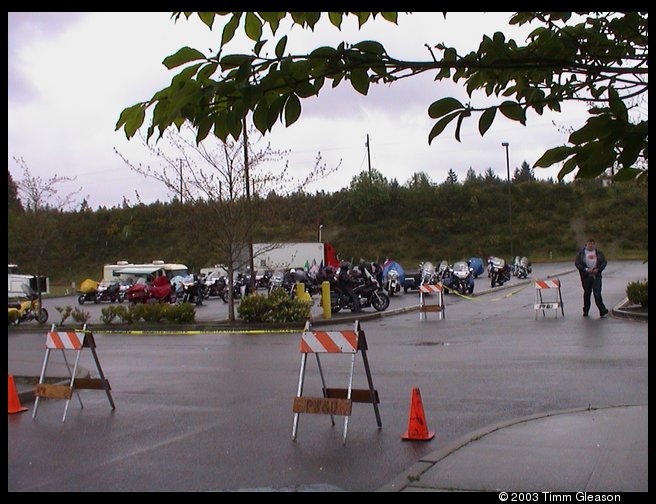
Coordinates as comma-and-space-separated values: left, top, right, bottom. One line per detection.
574, 239, 608, 317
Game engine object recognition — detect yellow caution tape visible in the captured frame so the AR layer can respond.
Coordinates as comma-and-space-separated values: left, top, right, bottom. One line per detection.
94, 328, 302, 335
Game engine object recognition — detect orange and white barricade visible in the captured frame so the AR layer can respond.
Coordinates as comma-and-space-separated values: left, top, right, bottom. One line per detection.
33, 324, 115, 422
534, 278, 565, 320
292, 320, 381, 445
419, 283, 445, 321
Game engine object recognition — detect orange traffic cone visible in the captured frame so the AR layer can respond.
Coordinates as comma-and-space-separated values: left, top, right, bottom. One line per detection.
8, 374, 28, 414
401, 387, 434, 441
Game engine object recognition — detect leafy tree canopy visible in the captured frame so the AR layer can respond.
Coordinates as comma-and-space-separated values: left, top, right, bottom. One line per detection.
117, 12, 648, 183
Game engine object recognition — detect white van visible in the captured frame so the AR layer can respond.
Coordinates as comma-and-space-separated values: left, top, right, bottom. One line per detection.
103, 260, 188, 283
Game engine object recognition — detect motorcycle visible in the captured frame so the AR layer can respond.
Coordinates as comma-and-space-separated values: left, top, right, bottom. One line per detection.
125, 275, 176, 304
330, 266, 390, 313
77, 278, 100, 304
436, 260, 454, 293
383, 268, 401, 297
420, 261, 437, 285
8, 284, 48, 325
174, 275, 204, 306
95, 280, 122, 303
513, 256, 532, 279
450, 261, 475, 295
221, 272, 252, 302
488, 256, 511, 288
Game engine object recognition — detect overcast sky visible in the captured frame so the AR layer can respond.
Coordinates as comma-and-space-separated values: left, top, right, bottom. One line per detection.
8, 12, 590, 209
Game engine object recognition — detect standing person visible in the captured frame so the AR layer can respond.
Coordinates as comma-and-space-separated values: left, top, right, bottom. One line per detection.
574, 239, 609, 318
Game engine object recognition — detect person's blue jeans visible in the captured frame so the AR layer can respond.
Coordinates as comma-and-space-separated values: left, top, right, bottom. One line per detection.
581, 274, 607, 315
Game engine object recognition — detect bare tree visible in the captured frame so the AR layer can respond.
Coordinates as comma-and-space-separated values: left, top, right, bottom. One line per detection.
115, 124, 338, 321
10, 157, 82, 320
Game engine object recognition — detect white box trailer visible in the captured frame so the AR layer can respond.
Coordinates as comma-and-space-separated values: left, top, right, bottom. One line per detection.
8, 264, 49, 297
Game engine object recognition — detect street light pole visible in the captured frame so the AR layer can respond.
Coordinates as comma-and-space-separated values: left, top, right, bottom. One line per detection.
318, 224, 323, 243
502, 142, 513, 260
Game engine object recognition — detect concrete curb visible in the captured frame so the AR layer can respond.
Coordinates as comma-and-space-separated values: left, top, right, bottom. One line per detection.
377, 403, 647, 492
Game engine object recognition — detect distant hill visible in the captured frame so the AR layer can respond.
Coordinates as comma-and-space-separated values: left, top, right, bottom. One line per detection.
8, 177, 647, 285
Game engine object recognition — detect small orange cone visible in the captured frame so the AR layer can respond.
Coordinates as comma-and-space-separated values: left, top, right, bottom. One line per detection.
8, 374, 28, 414
401, 387, 434, 441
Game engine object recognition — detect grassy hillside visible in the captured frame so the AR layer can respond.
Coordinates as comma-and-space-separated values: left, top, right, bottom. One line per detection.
8, 178, 648, 288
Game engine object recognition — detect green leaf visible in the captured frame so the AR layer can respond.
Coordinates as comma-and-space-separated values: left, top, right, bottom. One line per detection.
254, 39, 266, 56
245, 12, 263, 41
221, 13, 242, 47
354, 40, 385, 55
381, 12, 398, 23
252, 100, 269, 134
294, 81, 317, 98
478, 107, 496, 136
569, 116, 612, 145
612, 167, 642, 182
499, 101, 526, 124
350, 68, 370, 95
267, 95, 286, 130
328, 12, 343, 28
213, 115, 229, 142
311, 46, 338, 58
195, 116, 213, 144
197, 62, 218, 83
197, 12, 215, 29
226, 110, 243, 139
533, 146, 574, 168
428, 97, 463, 119
162, 47, 206, 70
454, 110, 471, 142
220, 54, 254, 70
124, 106, 145, 139
284, 94, 301, 126
115, 103, 144, 131
608, 87, 629, 123
428, 111, 459, 144
556, 157, 577, 180
275, 36, 288, 59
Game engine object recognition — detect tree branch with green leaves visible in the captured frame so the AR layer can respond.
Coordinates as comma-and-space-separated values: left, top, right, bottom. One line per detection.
117, 11, 647, 183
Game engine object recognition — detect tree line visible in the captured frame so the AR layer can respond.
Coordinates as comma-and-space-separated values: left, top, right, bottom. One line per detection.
8, 167, 647, 286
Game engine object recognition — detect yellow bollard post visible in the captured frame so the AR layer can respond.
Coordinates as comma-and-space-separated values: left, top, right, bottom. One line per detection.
321, 281, 332, 319
295, 282, 311, 303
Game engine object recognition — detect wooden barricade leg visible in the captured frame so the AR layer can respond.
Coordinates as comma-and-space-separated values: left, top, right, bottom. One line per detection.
315, 354, 335, 427
342, 352, 356, 445
291, 352, 308, 441
32, 347, 51, 419
86, 335, 115, 410
62, 348, 83, 422
358, 332, 382, 429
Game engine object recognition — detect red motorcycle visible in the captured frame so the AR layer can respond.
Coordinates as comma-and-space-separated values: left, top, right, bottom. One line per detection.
125, 275, 176, 304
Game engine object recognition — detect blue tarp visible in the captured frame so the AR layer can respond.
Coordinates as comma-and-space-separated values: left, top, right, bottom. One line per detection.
382, 259, 406, 285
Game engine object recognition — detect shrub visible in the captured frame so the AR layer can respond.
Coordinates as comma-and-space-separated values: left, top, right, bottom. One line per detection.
100, 306, 120, 325
626, 280, 648, 308
71, 307, 91, 324
55, 305, 73, 325
106, 302, 195, 324
238, 289, 311, 323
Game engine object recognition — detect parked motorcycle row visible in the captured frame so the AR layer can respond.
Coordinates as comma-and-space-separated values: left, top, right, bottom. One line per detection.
9, 253, 532, 324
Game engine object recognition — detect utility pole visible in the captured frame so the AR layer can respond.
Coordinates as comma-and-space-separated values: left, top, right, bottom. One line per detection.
501, 142, 513, 259
243, 116, 255, 291
179, 159, 184, 203
366, 134, 372, 182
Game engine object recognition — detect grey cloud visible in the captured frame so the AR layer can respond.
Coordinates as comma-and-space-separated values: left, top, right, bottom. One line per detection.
8, 12, 87, 102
